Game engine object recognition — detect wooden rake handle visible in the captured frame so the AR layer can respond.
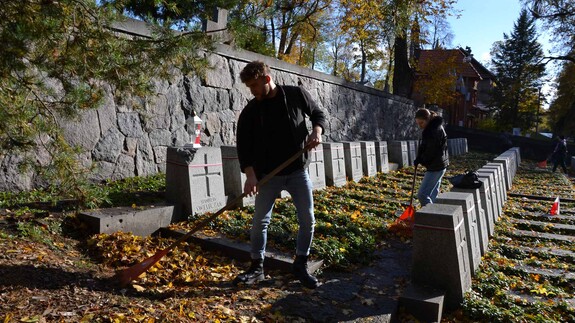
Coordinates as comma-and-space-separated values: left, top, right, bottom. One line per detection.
409, 165, 418, 207
115, 142, 314, 286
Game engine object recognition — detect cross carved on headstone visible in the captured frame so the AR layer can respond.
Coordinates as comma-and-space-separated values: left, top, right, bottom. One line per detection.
192, 153, 221, 197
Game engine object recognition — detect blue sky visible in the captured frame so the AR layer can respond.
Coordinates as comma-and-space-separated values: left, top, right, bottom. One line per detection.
446, 0, 551, 65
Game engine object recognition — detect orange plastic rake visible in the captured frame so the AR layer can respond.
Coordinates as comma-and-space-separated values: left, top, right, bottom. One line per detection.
388, 165, 418, 236
114, 143, 313, 287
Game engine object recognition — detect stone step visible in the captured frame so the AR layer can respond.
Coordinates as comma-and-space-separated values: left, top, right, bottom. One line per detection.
508, 229, 575, 244
506, 210, 575, 226
509, 218, 575, 235
505, 290, 575, 308
157, 228, 323, 274
512, 264, 575, 281
499, 245, 575, 263
508, 193, 575, 203
78, 203, 177, 236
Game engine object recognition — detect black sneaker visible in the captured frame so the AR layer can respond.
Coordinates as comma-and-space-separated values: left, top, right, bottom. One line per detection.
233, 259, 264, 285
293, 255, 319, 289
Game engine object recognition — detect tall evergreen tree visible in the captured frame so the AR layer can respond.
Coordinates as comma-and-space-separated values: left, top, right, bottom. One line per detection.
491, 9, 545, 131
548, 57, 575, 136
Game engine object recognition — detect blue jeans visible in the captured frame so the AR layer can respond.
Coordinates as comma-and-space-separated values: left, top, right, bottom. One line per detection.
417, 168, 446, 206
251, 169, 315, 260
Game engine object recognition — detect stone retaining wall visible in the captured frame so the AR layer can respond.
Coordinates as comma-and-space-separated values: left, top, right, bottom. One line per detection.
0, 21, 419, 192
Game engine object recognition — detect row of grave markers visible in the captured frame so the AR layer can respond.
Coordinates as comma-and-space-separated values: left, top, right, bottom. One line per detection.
165, 138, 469, 219
79, 138, 468, 236
405, 147, 520, 320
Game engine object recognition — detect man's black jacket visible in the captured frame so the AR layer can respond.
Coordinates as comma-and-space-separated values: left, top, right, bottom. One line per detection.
416, 116, 449, 171
237, 85, 327, 177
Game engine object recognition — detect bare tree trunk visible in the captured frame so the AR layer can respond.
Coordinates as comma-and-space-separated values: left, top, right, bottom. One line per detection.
360, 40, 367, 83
392, 33, 413, 97
270, 18, 276, 54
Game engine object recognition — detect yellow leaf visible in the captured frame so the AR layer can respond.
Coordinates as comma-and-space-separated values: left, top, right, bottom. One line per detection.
132, 284, 146, 292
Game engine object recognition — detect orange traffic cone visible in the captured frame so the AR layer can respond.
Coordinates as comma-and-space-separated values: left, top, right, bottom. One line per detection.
550, 197, 560, 215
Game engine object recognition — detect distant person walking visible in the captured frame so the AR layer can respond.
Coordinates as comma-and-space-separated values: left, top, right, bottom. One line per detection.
413, 108, 449, 206
551, 135, 568, 173
234, 61, 326, 289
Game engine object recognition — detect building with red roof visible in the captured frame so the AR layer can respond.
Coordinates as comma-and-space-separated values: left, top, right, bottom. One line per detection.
411, 48, 496, 128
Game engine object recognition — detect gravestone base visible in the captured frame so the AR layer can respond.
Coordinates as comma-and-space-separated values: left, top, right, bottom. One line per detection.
399, 284, 445, 323
79, 203, 177, 236
158, 228, 324, 273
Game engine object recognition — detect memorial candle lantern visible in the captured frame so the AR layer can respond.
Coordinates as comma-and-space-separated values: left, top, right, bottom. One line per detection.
185, 111, 203, 148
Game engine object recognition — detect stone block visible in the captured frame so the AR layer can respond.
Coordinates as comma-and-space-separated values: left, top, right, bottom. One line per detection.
492, 156, 512, 190
399, 284, 445, 322
435, 192, 482, 273
475, 171, 501, 221
360, 141, 377, 177
343, 141, 363, 182
374, 141, 389, 173
307, 147, 327, 191
478, 167, 505, 213
79, 204, 176, 236
220, 146, 255, 207
499, 152, 517, 179
166, 147, 226, 220
407, 140, 417, 166
509, 147, 521, 165
412, 203, 472, 310
484, 163, 507, 202
475, 177, 495, 236
451, 186, 489, 255
323, 142, 346, 187
447, 139, 455, 157
388, 141, 409, 168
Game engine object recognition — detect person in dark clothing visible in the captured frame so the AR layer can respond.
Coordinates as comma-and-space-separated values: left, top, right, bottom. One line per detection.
234, 61, 326, 289
552, 135, 568, 173
413, 108, 449, 206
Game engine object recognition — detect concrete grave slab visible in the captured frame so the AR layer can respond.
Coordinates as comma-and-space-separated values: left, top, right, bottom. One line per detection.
480, 166, 506, 212
407, 140, 417, 166
388, 141, 409, 169
475, 177, 495, 236
435, 192, 482, 274
342, 141, 363, 182
159, 228, 324, 273
79, 203, 176, 236
498, 152, 517, 179
307, 146, 327, 191
166, 147, 226, 220
399, 284, 445, 322
483, 163, 507, 202
412, 203, 472, 310
476, 169, 503, 220
221, 146, 255, 207
492, 156, 512, 190
447, 139, 455, 157
323, 142, 346, 187
360, 141, 377, 177
451, 186, 489, 255
374, 141, 389, 173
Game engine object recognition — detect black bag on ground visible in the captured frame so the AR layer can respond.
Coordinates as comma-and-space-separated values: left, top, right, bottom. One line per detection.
449, 171, 482, 189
